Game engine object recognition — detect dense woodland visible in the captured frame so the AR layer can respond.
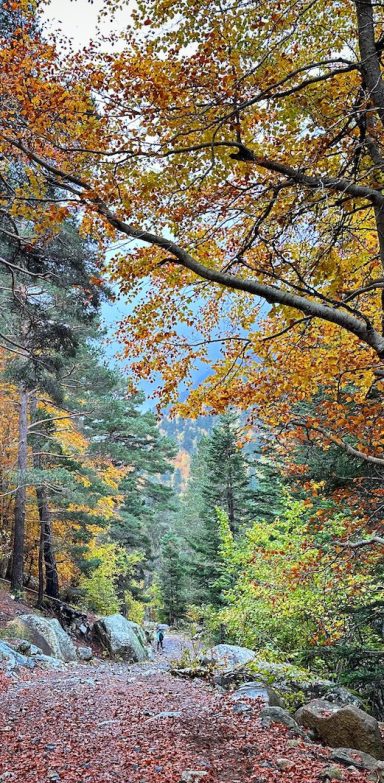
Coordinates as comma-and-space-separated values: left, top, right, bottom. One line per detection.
0, 0, 383, 730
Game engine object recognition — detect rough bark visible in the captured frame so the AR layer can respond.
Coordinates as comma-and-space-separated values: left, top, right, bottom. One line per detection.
11, 386, 28, 593
30, 396, 60, 602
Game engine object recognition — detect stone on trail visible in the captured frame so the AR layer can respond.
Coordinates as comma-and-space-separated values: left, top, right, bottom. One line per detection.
294, 699, 384, 760
319, 766, 344, 781
202, 643, 255, 669
330, 747, 384, 773
32, 654, 66, 670
77, 646, 93, 661
7, 615, 77, 662
93, 614, 150, 662
149, 710, 182, 720
180, 772, 208, 782
260, 706, 303, 734
232, 680, 285, 707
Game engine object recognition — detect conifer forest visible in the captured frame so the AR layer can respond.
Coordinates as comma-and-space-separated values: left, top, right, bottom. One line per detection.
0, 1, 383, 781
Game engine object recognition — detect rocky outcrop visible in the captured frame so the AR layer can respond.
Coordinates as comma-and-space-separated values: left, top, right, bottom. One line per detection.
202, 644, 255, 669
0, 639, 65, 670
295, 699, 384, 760
0, 640, 34, 670
7, 614, 77, 662
93, 614, 150, 662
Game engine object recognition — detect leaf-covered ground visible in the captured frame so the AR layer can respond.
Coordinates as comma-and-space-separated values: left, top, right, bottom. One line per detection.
0, 635, 373, 783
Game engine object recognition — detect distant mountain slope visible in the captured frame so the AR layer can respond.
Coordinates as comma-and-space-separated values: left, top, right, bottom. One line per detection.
160, 415, 214, 492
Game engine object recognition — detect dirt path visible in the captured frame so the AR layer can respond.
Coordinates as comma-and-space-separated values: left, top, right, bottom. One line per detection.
0, 636, 370, 783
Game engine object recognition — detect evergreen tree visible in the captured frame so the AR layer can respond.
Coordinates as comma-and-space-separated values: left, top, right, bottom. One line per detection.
159, 532, 186, 625
201, 412, 252, 534
0, 214, 107, 592
183, 413, 258, 606
71, 360, 177, 608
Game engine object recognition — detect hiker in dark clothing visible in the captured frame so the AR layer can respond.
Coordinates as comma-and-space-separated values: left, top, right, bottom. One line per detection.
156, 627, 164, 652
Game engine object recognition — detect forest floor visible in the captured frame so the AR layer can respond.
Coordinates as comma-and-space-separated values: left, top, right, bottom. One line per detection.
0, 630, 374, 783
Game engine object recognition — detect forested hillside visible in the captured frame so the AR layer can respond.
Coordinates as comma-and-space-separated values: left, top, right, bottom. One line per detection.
0, 0, 383, 780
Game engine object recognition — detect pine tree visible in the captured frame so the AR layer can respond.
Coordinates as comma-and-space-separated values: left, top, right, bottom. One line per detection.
184, 413, 258, 606
158, 532, 186, 625
201, 412, 253, 534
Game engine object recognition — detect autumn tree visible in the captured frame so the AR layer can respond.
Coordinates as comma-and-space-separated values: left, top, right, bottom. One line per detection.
3, 0, 384, 552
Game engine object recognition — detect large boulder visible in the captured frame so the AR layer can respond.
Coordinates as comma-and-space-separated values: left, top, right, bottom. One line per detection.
93, 614, 150, 661
202, 644, 255, 669
7, 614, 77, 662
294, 699, 384, 760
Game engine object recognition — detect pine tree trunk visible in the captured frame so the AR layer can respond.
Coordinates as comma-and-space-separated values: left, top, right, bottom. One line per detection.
37, 503, 44, 607
11, 386, 28, 593
30, 396, 60, 601
42, 507, 59, 599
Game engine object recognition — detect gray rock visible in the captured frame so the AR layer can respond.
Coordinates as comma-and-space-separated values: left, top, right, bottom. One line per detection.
260, 706, 303, 734
180, 772, 208, 783
232, 680, 285, 707
203, 644, 255, 669
319, 766, 344, 781
33, 654, 66, 670
232, 701, 252, 714
150, 711, 181, 720
93, 614, 150, 662
294, 700, 384, 760
0, 640, 35, 670
7, 615, 77, 662
330, 747, 384, 772
325, 687, 364, 710
77, 646, 93, 661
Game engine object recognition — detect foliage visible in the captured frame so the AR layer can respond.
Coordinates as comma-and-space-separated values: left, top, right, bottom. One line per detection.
158, 532, 186, 625
214, 498, 382, 654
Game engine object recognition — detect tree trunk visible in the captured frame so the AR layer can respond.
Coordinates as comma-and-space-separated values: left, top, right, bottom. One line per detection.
30, 396, 60, 601
11, 386, 28, 593
37, 506, 44, 607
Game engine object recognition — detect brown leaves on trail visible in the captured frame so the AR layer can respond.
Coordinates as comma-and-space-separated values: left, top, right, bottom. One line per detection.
0, 663, 371, 783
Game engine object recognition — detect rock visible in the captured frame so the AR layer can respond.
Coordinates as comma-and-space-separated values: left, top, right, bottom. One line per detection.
149, 711, 181, 720
0, 640, 35, 670
7, 615, 77, 662
14, 641, 43, 656
232, 701, 252, 714
319, 766, 344, 781
325, 687, 364, 710
93, 614, 150, 662
202, 644, 255, 669
276, 758, 295, 771
260, 706, 303, 734
330, 748, 384, 773
180, 772, 208, 782
33, 654, 66, 670
77, 646, 93, 661
294, 700, 384, 760
232, 680, 285, 707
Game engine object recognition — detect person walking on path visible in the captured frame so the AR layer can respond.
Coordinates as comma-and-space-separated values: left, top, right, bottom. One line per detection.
156, 626, 164, 652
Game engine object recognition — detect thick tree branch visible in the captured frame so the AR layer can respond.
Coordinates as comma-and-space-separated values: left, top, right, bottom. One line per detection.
336, 535, 384, 549
292, 420, 384, 466
5, 136, 384, 358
